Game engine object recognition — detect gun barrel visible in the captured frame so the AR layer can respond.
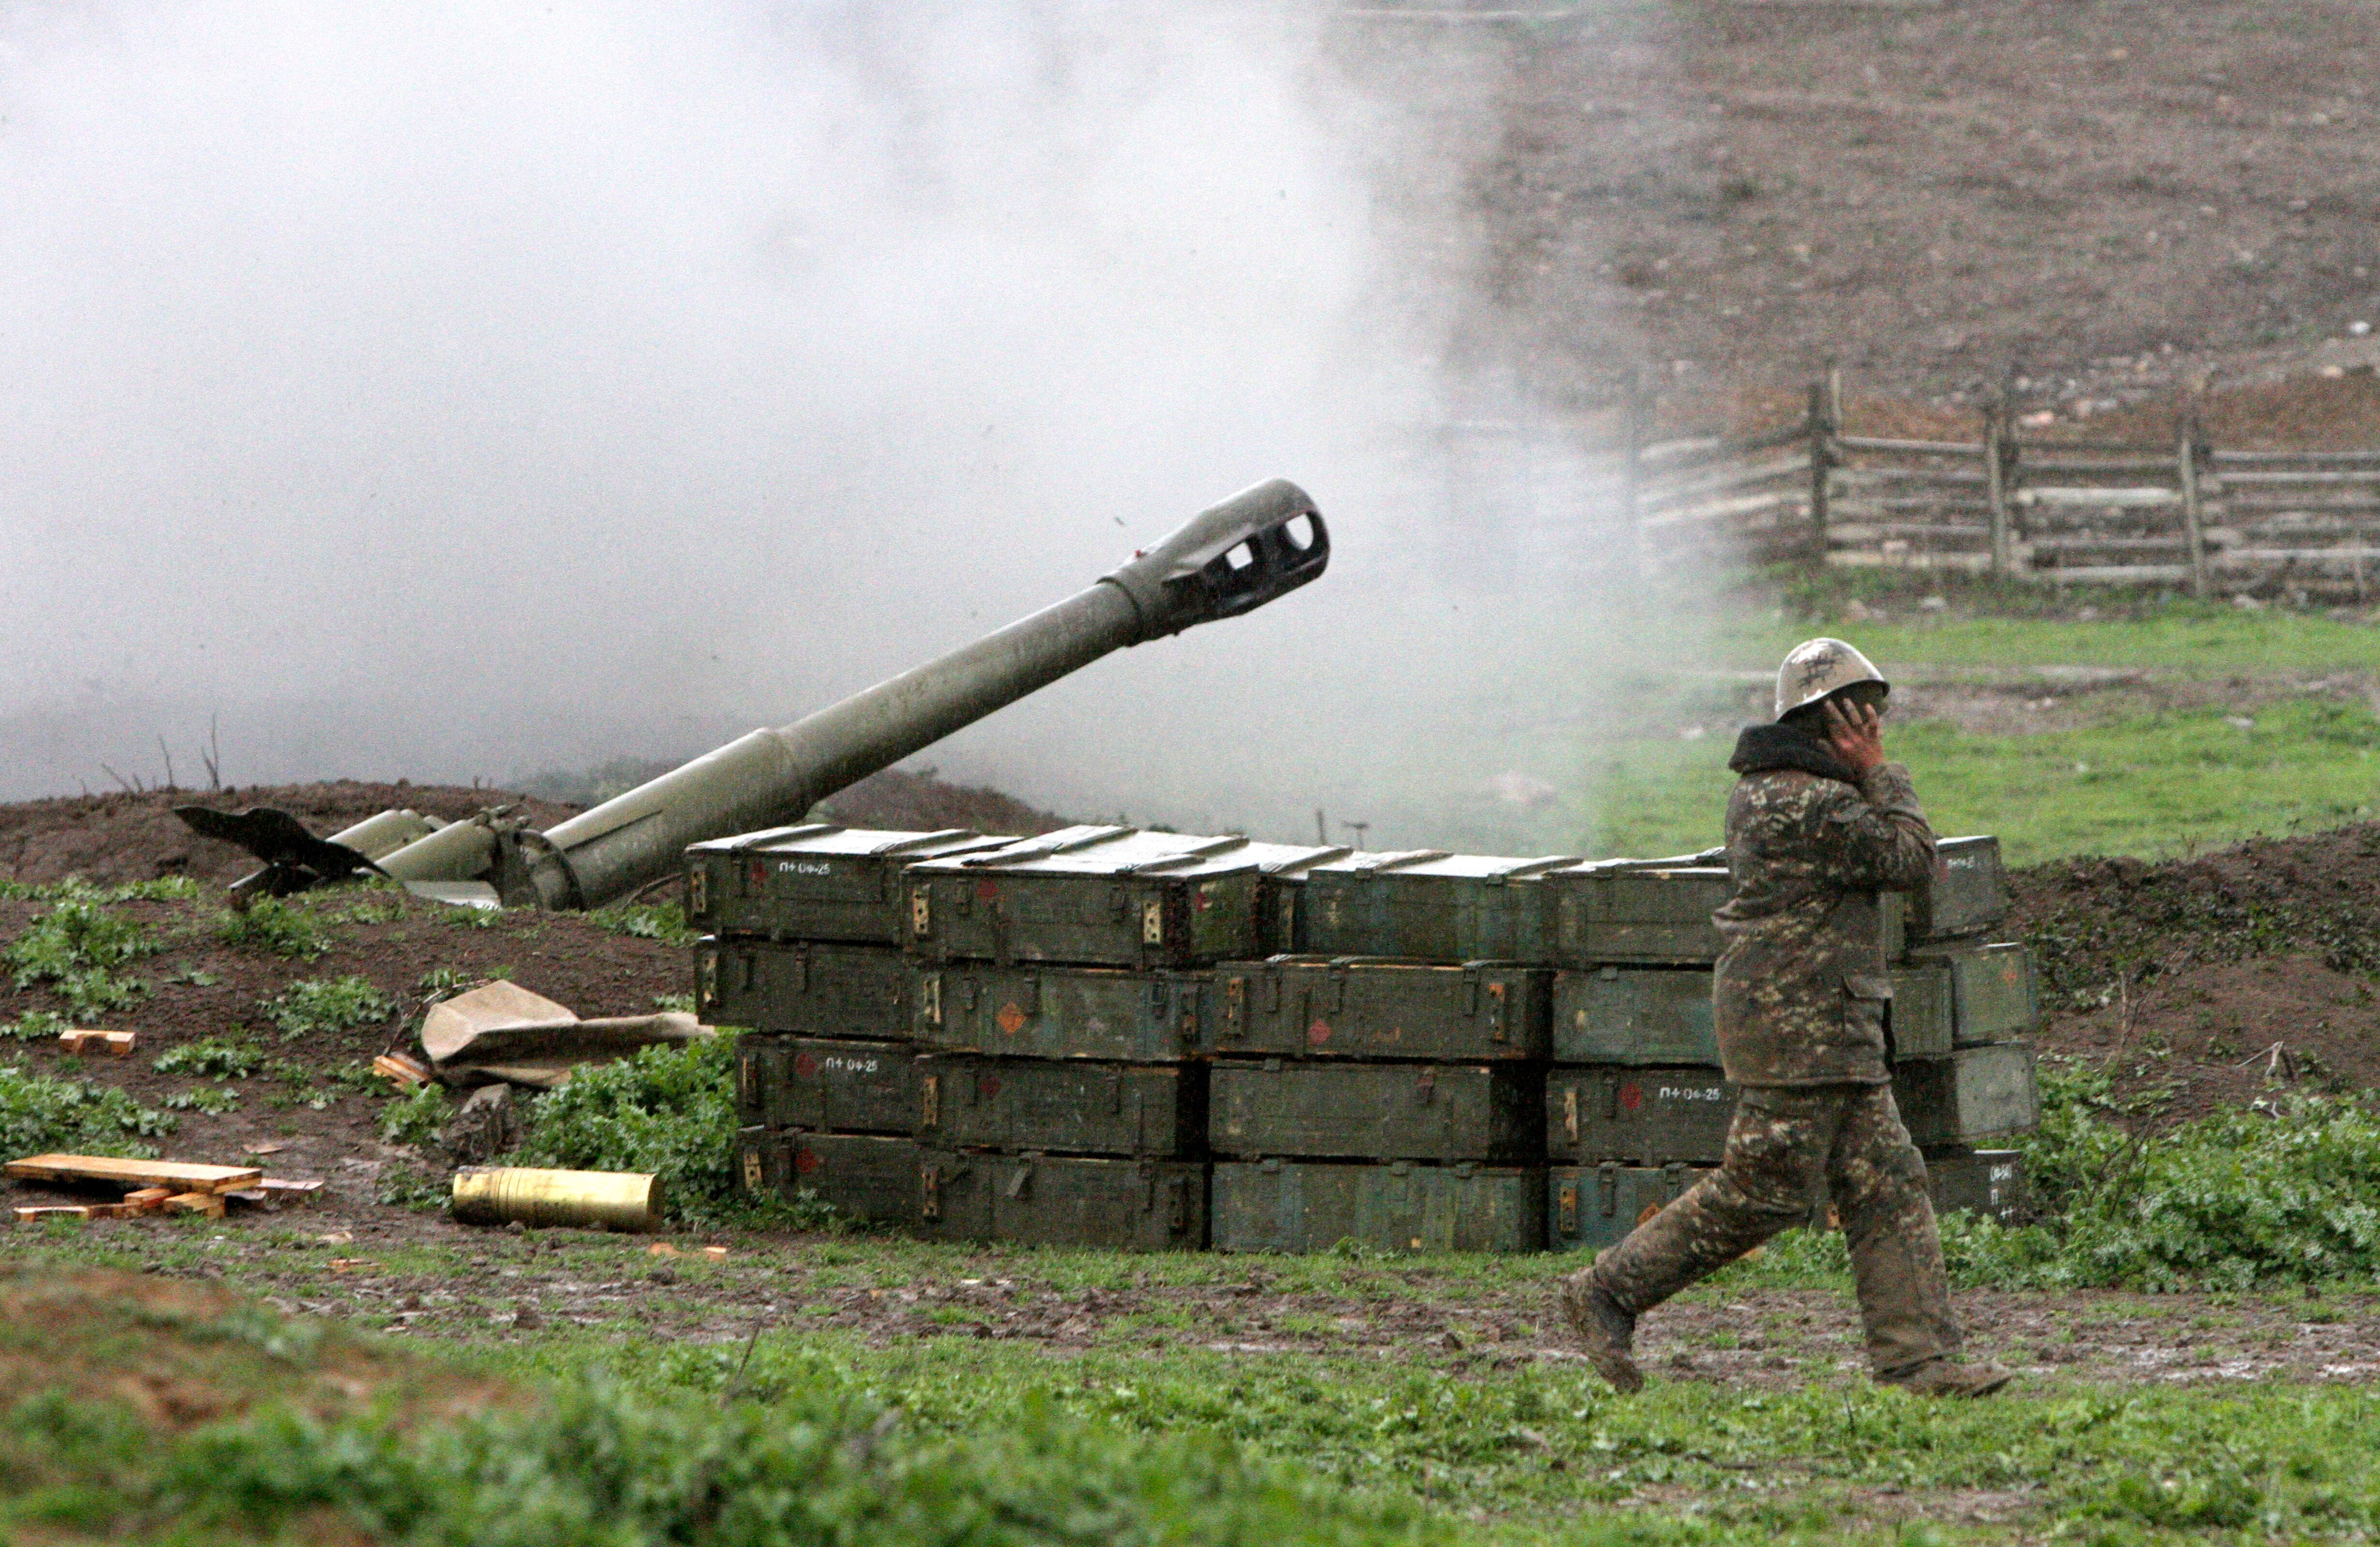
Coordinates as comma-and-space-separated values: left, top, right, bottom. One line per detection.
378, 477, 1327, 908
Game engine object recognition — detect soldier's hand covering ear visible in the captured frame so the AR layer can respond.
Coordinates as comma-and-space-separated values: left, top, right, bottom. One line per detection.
1823, 697, 1886, 777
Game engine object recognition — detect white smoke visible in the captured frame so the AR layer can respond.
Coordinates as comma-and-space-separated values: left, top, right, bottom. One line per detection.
0, 1, 1692, 849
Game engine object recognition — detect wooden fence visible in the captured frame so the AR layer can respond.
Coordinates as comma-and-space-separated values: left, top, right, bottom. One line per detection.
1631, 380, 2380, 596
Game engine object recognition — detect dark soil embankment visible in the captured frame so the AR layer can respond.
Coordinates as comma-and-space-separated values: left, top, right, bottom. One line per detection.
2014, 823, 2380, 1122
0, 769, 1072, 889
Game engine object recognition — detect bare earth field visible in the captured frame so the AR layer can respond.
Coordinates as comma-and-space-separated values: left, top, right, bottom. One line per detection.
1414, 0, 2380, 420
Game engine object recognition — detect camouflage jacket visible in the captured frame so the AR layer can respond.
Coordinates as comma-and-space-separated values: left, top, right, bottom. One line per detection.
1711, 727, 1937, 1086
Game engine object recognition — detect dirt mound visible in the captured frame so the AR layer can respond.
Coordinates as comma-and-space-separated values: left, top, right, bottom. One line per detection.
0, 1267, 513, 1434
2012, 823, 2380, 1122
815, 769, 1071, 838
0, 771, 1073, 891
0, 782, 583, 888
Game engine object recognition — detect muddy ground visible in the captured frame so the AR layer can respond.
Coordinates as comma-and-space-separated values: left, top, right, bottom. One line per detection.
72, 1213, 2380, 1398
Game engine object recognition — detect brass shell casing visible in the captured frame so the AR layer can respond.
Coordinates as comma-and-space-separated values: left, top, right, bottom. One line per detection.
449, 1166, 663, 1233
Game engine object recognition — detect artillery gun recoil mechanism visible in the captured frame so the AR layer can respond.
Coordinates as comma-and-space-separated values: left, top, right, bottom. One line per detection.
178, 478, 1329, 909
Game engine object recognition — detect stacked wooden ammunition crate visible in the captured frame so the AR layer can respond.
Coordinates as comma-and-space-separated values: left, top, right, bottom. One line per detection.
693, 826, 1010, 1229
1206, 855, 1568, 1253
698, 823, 1343, 1249
1543, 835, 2039, 1254
697, 823, 2038, 1254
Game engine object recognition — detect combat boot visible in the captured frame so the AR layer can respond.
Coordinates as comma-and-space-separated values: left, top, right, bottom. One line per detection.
1555, 1274, 1642, 1395
1879, 1357, 2013, 1398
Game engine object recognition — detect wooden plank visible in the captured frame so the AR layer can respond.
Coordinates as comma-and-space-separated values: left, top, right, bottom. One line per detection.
1639, 452, 1812, 506
2217, 547, 2380, 564
374, 1053, 433, 1087
2213, 450, 2380, 468
2017, 458, 2178, 477
1863, 496, 1995, 514
4, 1155, 265, 1193
2178, 427, 2209, 599
2014, 564, 2193, 583
2213, 491, 2380, 507
1834, 466, 1989, 489
2217, 469, 2380, 487
1834, 434, 1986, 458
1637, 435, 1722, 466
2031, 538, 2193, 557
1825, 550, 1995, 572
164, 1191, 227, 1219
2017, 486, 2179, 508
2012, 437, 2170, 457
1637, 417, 1812, 472
1828, 522, 1992, 543
57, 1030, 135, 1058
1638, 489, 1801, 530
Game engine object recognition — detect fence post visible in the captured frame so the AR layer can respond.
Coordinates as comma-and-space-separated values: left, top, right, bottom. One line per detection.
1620, 372, 1648, 571
2177, 408, 2209, 599
1983, 402, 2013, 579
1806, 380, 1833, 569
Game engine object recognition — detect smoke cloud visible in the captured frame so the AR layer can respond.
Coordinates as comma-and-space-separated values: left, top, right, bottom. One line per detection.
1, 2, 1703, 851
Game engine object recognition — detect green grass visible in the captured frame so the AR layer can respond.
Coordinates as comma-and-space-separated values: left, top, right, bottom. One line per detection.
491, 1329, 2380, 1541
20, 1224, 2380, 1546
1, 883, 160, 1019
213, 896, 334, 959
259, 973, 396, 1041
0, 1269, 1447, 1547
1720, 605, 2380, 675
0, 1063, 172, 1157
1524, 697, 2380, 865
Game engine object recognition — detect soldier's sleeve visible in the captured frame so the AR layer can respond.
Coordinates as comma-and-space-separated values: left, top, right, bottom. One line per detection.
1807, 762, 1937, 891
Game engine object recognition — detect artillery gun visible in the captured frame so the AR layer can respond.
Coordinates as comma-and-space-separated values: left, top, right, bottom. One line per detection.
178, 478, 1328, 908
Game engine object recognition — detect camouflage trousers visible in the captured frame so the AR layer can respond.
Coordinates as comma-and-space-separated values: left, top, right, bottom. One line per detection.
1588, 1082, 1959, 1378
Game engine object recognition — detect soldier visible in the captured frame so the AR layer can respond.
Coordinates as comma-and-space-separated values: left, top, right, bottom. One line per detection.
1557, 639, 2011, 1398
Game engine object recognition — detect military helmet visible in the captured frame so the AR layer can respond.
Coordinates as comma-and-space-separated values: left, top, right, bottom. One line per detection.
1774, 637, 1888, 720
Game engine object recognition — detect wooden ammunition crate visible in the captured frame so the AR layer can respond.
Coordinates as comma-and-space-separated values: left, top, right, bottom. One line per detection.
687, 826, 1011, 943
1299, 852, 1573, 961
1210, 957, 1550, 1061
1553, 967, 1714, 1064
917, 1057, 1204, 1158
697, 938, 911, 1040
1924, 1146, 2024, 1225
737, 1128, 918, 1226
737, 1037, 920, 1134
916, 1149, 1207, 1249
1547, 1161, 1704, 1254
1543, 864, 1734, 966
913, 964, 1210, 1061
1908, 835, 2008, 944
1208, 1061, 1541, 1163
1547, 1066, 1737, 1166
1895, 1045, 2041, 1146
1213, 1159, 1544, 1253
1902, 942, 2039, 1043
904, 827, 1270, 969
